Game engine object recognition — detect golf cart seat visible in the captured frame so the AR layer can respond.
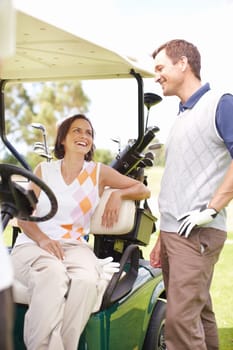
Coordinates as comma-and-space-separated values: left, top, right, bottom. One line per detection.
91, 189, 156, 262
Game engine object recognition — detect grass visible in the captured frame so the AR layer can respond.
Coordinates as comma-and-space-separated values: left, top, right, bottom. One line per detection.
3, 166, 233, 349
212, 241, 233, 349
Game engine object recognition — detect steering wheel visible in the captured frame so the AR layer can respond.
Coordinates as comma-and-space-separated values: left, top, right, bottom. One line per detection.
0, 164, 58, 224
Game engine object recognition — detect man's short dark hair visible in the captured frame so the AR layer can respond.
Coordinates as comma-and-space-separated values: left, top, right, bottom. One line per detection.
152, 39, 201, 80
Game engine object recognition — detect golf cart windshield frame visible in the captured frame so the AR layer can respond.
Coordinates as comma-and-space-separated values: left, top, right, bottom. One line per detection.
0, 68, 147, 172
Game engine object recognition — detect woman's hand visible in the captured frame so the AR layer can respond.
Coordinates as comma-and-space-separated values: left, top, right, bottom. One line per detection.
101, 191, 121, 228
38, 237, 64, 260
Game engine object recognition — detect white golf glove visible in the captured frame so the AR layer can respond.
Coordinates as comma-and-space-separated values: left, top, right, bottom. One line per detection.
177, 206, 218, 238
98, 256, 120, 281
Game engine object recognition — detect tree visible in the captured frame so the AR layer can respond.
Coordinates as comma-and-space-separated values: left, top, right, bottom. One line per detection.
93, 149, 115, 165
2, 80, 90, 166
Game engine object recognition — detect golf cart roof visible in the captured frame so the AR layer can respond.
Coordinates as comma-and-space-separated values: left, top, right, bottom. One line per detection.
1, 8, 154, 82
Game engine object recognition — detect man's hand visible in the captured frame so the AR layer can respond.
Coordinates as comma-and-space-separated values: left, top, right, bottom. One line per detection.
98, 257, 120, 280
150, 235, 161, 268
177, 206, 218, 238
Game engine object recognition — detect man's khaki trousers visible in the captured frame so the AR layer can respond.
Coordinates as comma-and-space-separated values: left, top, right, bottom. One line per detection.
160, 228, 226, 350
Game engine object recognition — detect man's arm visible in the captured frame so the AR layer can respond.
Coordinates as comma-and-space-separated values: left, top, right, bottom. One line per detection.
208, 160, 233, 211
216, 93, 233, 157
178, 161, 233, 237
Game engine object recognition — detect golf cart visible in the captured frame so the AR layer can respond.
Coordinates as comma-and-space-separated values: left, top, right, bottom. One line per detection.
0, 7, 166, 350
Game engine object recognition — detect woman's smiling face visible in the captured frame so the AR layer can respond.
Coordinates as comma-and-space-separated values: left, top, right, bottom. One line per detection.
63, 118, 93, 155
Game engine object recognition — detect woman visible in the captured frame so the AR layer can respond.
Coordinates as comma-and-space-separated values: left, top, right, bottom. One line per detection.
11, 114, 150, 350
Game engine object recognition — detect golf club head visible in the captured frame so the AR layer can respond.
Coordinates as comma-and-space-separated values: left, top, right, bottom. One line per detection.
33, 142, 46, 150
137, 160, 147, 168
34, 147, 46, 154
143, 158, 154, 167
148, 143, 163, 150
34, 149, 52, 160
34, 141, 45, 147
144, 93, 162, 110
144, 151, 155, 160
146, 126, 160, 133
31, 123, 46, 132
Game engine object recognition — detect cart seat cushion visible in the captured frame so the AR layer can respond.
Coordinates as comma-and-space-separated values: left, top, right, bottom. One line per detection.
90, 188, 136, 235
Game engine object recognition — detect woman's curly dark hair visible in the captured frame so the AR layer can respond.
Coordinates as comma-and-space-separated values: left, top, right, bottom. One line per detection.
54, 114, 95, 161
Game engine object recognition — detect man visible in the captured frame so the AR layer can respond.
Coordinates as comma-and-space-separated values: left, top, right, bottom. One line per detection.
150, 39, 233, 350
0, 0, 16, 349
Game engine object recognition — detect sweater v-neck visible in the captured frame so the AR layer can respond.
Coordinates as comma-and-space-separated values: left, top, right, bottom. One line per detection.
58, 159, 85, 186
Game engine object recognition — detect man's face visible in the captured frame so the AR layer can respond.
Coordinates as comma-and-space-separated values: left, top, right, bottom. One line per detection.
154, 49, 184, 96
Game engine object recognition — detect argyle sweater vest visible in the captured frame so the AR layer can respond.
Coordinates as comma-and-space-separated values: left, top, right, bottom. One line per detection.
159, 90, 231, 232
14, 160, 101, 246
